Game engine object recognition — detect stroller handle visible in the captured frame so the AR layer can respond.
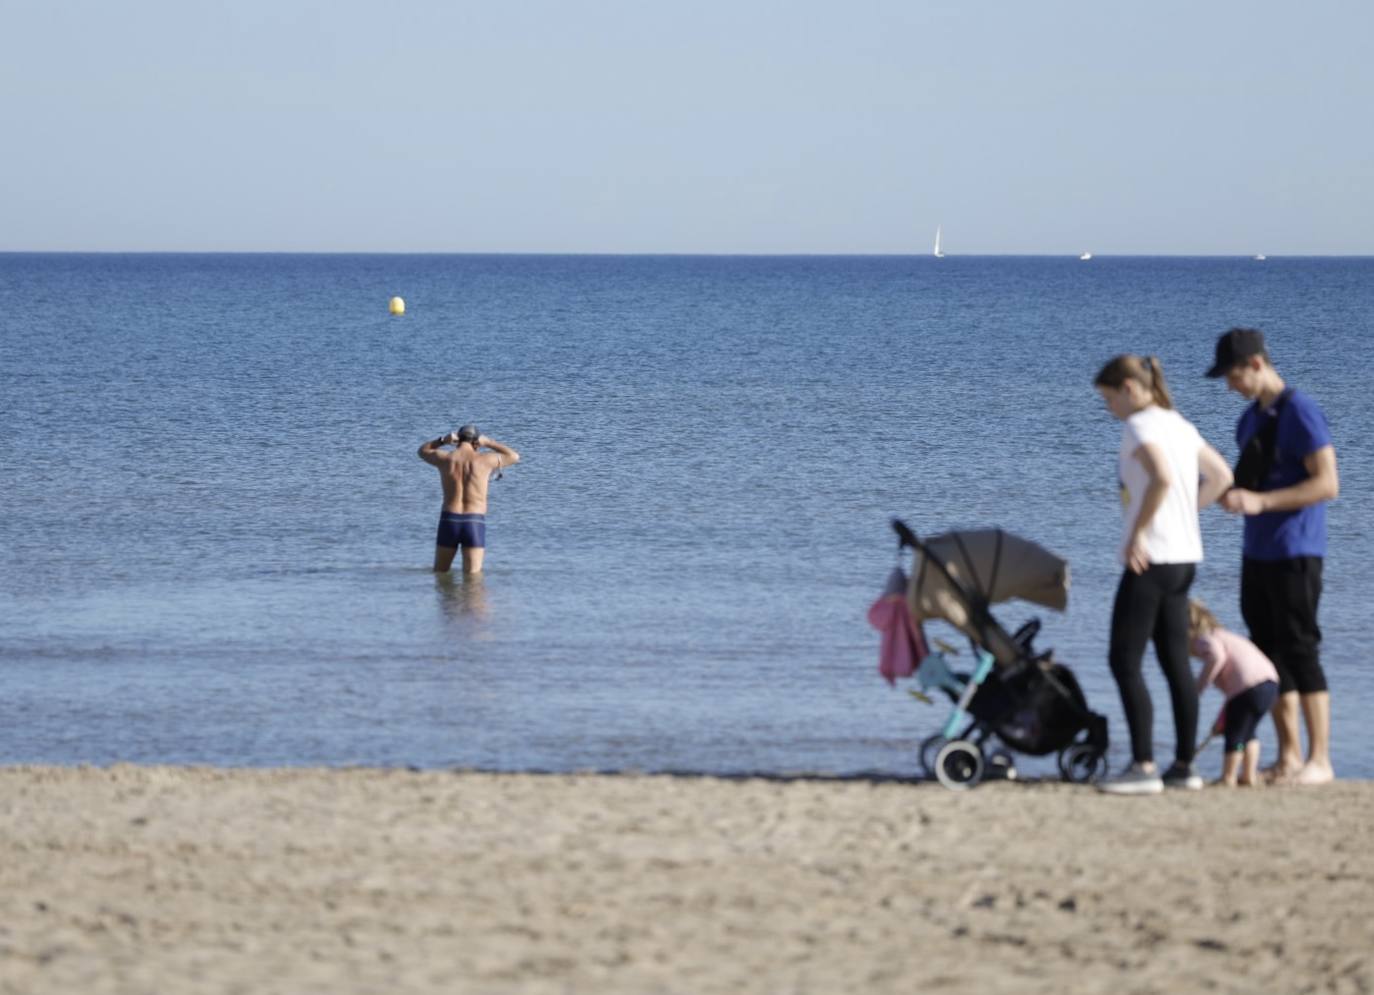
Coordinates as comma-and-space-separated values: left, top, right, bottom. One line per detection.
891, 518, 920, 549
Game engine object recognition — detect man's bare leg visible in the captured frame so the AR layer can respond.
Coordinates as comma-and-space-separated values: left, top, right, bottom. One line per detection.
1264, 691, 1304, 783
460, 572, 489, 617
434, 545, 458, 573
1296, 691, 1334, 784
462, 546, 485, 575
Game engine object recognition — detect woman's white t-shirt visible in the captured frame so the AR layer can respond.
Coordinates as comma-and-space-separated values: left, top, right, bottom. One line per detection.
1118, 405, 1204, 565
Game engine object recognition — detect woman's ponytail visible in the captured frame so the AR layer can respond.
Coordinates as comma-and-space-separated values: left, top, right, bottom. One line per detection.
1144, 355, 1174, 410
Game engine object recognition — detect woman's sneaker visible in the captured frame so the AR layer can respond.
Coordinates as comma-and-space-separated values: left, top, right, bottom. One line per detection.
1097, 763, 1164, 795
1162, 763, 1204, 790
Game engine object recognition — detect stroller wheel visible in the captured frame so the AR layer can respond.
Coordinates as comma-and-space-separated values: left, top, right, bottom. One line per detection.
1058, 743, 1106, 783
919, 734, 949, 778
934, 740, 985, 790
986, 749, 1018, 781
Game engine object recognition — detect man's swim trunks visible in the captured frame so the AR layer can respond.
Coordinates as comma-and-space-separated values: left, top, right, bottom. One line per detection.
436, 512, 486, 549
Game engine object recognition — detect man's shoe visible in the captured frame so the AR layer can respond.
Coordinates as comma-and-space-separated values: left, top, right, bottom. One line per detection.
1097, 763, 1164, 795
1163, 763, 1204, 790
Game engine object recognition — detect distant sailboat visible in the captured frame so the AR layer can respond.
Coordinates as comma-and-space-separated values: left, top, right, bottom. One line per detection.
933, 226, 945, 258
1254, 254, 1267, 261
1079, 251, 1093, 260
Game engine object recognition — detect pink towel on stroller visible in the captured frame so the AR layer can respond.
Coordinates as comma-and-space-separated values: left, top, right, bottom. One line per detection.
868, 567, 930, 686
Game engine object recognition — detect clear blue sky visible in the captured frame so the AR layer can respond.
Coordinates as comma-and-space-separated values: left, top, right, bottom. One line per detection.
2, 0, 1370, 253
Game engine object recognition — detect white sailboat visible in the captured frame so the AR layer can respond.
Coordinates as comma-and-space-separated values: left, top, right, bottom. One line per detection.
933, 226, 944, 258
1254, 254, 1267, 261
1079, 251, 1093, 260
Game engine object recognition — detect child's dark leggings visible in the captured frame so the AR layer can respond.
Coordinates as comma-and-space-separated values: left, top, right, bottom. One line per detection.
1109, 562, 1198, 766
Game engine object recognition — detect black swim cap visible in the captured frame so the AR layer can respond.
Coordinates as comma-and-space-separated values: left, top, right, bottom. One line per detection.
456, 424, 480, 443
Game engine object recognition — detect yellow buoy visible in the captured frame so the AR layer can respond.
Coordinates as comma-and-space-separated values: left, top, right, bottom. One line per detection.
389, 296, 405, 315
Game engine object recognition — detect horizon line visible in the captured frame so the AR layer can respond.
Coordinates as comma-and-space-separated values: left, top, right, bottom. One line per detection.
2, 249, 1371, 259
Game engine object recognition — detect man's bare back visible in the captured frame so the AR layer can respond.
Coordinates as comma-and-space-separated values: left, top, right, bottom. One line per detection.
434, 443, 500, 514
418, 426, 520, 574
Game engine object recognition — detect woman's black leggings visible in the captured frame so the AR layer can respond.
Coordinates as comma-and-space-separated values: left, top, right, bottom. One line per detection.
1108, 562, 1198, 766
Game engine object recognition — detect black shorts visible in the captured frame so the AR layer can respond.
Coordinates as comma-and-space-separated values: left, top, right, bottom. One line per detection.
436, 512, 486, 549
1240, 557, 1324, 695
1223, 680, 1280, 752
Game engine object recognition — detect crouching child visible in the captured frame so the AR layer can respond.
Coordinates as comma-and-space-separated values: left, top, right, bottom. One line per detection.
1189, 600, 1280, 787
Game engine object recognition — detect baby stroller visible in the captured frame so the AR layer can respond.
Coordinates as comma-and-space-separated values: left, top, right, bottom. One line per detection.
889, 519, 1109, 789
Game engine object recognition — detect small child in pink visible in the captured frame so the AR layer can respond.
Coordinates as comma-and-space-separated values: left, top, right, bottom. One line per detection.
1189, 600, 1280, 787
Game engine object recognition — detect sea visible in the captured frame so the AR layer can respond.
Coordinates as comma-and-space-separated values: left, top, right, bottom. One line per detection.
1, 253, 1370, 779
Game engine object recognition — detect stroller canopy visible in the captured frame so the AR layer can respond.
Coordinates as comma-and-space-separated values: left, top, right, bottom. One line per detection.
907, 528, 1070, 666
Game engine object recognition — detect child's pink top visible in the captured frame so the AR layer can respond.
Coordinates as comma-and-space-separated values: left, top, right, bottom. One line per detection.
1193, 627, 1280, 700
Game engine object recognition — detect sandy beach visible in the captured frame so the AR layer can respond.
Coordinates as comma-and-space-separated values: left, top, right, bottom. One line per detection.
1, 766, 1370, 994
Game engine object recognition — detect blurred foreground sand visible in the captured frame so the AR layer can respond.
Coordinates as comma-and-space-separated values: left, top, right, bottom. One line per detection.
1, 766, 1370, 994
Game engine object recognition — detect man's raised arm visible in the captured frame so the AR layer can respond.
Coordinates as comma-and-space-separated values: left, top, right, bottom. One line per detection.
479, 436, 520, 467
418, 431, 456, 466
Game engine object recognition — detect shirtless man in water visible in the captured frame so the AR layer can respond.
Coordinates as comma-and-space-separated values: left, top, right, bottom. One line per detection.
417, 424, 520, 574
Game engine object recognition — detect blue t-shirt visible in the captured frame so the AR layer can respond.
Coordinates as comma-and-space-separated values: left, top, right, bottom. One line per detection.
1236, 388, 1332, 560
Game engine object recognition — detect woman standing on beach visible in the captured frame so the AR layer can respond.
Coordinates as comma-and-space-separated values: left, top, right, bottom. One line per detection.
1094, 355, 1233, 795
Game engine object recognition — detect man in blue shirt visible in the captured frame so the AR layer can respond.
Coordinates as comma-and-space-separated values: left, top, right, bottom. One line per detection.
1207, 328, 1340, 785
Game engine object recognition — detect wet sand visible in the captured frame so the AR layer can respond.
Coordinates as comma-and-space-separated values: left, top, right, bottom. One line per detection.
1, 765, 1370, 994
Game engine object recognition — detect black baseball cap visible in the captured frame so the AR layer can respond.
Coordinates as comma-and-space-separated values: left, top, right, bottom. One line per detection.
456, 424, 480, 442
1205, 327, 1268, 378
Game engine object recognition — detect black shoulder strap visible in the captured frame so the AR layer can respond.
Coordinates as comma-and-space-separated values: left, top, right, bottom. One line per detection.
1234, 388, 1294, 490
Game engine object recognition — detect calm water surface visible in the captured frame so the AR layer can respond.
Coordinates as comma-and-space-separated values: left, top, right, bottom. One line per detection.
1, 254, 1370, 777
